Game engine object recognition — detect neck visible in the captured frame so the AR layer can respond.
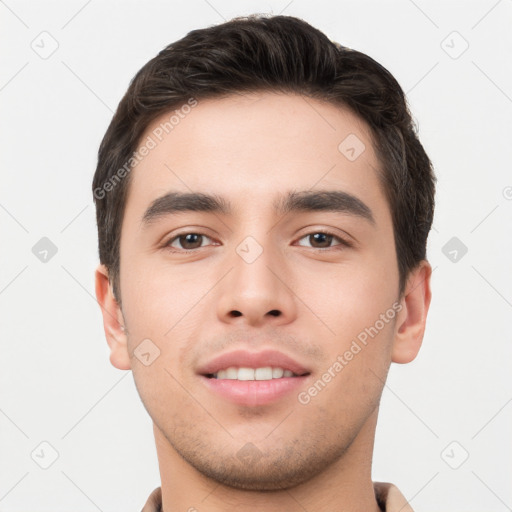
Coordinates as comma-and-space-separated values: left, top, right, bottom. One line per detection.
153, 409, 382, 512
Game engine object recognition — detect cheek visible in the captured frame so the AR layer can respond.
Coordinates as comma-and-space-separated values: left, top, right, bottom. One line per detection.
300, 313, 396, 423
130, 355, 197, 439
120, 253, 204, 337
302, 256, 399, 341
299, 259, 399, 412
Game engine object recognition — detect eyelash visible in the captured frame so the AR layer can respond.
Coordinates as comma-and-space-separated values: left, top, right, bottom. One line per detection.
163, 230, 352, 253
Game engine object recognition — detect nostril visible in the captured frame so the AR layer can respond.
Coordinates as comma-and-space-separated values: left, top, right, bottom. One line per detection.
230, 310, 242, 317
268, 310, 280, 317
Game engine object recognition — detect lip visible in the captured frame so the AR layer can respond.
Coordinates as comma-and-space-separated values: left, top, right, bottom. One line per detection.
200, 375, 309, 406
196, 349, 311, 376
196, 349, 311, 407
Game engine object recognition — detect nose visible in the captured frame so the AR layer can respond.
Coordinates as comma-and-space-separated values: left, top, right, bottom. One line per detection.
216, 237, 297, 328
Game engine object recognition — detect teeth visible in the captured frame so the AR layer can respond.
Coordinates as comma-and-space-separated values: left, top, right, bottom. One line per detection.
225, 367, 238, 379
272, 367, 284, 378
255, 367, 273, 380
213, 366, 299, 380
238, 368, 255, 381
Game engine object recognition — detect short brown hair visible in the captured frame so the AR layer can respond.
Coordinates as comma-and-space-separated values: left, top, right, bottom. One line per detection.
92, 14, 435, 303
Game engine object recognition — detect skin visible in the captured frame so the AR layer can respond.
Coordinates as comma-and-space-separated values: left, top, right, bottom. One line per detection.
95, 91, 431, 511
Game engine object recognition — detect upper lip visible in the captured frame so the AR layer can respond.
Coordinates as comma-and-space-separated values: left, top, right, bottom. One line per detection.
197, 349, 311, 376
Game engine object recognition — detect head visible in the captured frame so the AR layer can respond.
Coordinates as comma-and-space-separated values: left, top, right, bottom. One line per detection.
93, 14, 434, 492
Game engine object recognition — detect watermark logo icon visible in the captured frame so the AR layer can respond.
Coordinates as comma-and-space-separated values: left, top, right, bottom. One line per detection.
442, 236, 468, 263
134, 338, 161, 366
338, 133, 366, 161
31, 31, 59, 60
441, 31, 469, 60
440, 441, 469, 469
31, 441, 59, 469
236, 442, 263, 465
32, 237, 58, 263
236, 236, 263, 264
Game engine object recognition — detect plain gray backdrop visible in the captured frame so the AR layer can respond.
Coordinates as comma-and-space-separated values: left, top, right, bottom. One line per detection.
1, 0, 511, 510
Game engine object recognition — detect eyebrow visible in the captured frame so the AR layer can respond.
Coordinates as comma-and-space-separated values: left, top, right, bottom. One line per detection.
141, 189, 375, 226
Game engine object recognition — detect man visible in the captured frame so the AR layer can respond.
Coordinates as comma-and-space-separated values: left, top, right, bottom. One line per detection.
93, 14, 435, 512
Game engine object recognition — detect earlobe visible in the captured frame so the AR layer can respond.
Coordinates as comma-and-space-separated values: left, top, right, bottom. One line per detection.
94, 264, 131, 370
392, 261, 432, 364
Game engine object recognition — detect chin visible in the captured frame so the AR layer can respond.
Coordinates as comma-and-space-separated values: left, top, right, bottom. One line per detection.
176, 439, 348, 492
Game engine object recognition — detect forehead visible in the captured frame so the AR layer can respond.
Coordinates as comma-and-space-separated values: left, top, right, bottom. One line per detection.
124, 91, 388, 223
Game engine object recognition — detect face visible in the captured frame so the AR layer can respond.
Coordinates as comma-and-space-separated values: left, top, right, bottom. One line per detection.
112, 92, 408, 490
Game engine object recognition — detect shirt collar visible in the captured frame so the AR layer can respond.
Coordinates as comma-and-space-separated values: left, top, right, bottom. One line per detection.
141, 482, 413, 512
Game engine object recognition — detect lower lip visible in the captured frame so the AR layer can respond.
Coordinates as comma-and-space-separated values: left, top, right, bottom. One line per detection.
200, 375, 309, 406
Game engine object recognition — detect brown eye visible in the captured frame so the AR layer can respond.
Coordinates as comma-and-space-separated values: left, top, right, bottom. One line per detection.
308, 233, 333, 248
167, 233, 212, 250
296, 231, 349, 250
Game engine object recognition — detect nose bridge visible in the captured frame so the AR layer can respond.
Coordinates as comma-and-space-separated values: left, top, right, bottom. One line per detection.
217, 231, 296, 326
234, 234, 279, 291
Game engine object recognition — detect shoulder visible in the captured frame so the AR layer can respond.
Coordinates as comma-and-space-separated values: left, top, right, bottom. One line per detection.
141, 487, 162, 512
373, 481, 414, 512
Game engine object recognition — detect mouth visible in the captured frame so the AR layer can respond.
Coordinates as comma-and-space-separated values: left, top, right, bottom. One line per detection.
197, 349, 311, 379
197, 349, 311, 406
206, 366, 306, 380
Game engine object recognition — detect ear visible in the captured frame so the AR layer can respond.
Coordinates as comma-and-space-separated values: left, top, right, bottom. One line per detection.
392, 260, 432, 364
94, 264, 131, 370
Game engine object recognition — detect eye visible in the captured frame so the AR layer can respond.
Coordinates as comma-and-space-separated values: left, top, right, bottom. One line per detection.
165, 232, 215, 251
162, 230, 351, 253
295, 231, 351, 250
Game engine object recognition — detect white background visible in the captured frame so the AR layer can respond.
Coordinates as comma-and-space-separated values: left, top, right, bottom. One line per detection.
1, 1, 511, 510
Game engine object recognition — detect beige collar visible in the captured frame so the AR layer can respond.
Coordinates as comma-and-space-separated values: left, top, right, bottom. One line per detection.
142, 481, 413, 512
